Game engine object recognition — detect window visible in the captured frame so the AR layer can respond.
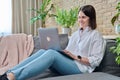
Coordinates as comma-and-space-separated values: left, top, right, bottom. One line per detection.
0, 0, 12, 36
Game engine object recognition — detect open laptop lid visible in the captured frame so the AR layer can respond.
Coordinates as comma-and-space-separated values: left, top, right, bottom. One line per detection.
38, 28, 61, 50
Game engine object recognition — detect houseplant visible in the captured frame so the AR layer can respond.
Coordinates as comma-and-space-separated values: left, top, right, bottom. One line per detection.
111, 2, 120, 34
55, 7, 78, 35
30, 0, 54, 28
110, 2, 120, 65
110, 37, 120, 65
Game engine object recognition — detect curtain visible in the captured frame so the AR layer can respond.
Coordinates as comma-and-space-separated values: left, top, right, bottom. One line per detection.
12, 0, 42, 36
0, 0, 12, 36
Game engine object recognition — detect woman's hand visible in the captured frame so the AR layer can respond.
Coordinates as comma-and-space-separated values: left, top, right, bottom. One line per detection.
62, 50, 69, 53
62, 50, 78, 60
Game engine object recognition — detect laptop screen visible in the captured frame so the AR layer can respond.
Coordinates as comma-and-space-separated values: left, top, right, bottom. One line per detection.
38, 28, 61, 50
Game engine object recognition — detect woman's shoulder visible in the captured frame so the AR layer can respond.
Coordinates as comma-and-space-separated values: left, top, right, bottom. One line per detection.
91, 30, 103, 39
92, 30, 102, 36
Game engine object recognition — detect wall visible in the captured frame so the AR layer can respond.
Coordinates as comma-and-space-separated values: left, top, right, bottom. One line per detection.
46, 0, 119, 35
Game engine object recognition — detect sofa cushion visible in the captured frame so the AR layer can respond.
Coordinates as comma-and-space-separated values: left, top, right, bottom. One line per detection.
94, 39, 120, 77
40, 72, 120, 80
59, 34, 68, 49
31, 36, 41, 54
27, 69, 59, 80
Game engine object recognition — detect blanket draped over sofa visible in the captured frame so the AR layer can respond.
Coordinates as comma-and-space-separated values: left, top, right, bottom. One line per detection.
0, 33, 34, 75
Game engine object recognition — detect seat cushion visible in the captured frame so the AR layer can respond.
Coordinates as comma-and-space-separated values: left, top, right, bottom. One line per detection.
40, 72, 120, 80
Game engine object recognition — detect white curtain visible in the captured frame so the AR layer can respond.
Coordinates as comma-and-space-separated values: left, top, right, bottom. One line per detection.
12, 0, 42, 36
0, 0, 12, 36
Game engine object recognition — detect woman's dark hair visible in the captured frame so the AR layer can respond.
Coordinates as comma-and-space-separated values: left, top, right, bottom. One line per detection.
79, 5, 97, 30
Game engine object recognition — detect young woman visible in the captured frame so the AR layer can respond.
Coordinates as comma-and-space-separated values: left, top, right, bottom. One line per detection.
0, 5, 106, 80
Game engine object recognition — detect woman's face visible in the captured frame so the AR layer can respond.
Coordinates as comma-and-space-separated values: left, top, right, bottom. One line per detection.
78, 11, 89, 29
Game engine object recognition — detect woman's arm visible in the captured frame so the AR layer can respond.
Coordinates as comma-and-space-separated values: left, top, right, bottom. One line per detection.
76, 57, 90, 66
63, 50, 90, 66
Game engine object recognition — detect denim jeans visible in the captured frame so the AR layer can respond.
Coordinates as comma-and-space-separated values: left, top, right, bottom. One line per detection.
8, 49, 81, 80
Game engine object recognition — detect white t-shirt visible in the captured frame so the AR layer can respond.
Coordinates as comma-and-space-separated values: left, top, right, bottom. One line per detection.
65, 27, 106, 73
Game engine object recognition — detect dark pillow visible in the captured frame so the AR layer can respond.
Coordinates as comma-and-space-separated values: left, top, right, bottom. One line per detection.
94, 39, 120, 77
31, 36, 41, 54
59, 34, 68, 49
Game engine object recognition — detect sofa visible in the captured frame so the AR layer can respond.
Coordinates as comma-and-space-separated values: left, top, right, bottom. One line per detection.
28, 34, 120, 80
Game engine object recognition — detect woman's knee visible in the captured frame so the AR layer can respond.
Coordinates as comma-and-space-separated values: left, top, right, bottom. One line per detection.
45, 49, 58, 55
46, 49, 56, 52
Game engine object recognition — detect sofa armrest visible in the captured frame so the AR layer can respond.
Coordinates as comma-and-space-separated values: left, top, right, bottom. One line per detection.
94, 39, 120, 77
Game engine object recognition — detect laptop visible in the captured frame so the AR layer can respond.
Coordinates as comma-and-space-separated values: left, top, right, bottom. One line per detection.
38, 27, 61, 50
38, 27, 74, 60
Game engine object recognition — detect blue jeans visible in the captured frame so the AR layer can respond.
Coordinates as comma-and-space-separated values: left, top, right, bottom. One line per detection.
8, 49, 81, 80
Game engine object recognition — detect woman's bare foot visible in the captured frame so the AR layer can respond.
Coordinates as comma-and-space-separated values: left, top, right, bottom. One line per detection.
7, 73, 15, 80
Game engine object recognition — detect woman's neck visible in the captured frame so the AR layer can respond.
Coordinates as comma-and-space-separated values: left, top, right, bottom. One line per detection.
80, 26, 88, 30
